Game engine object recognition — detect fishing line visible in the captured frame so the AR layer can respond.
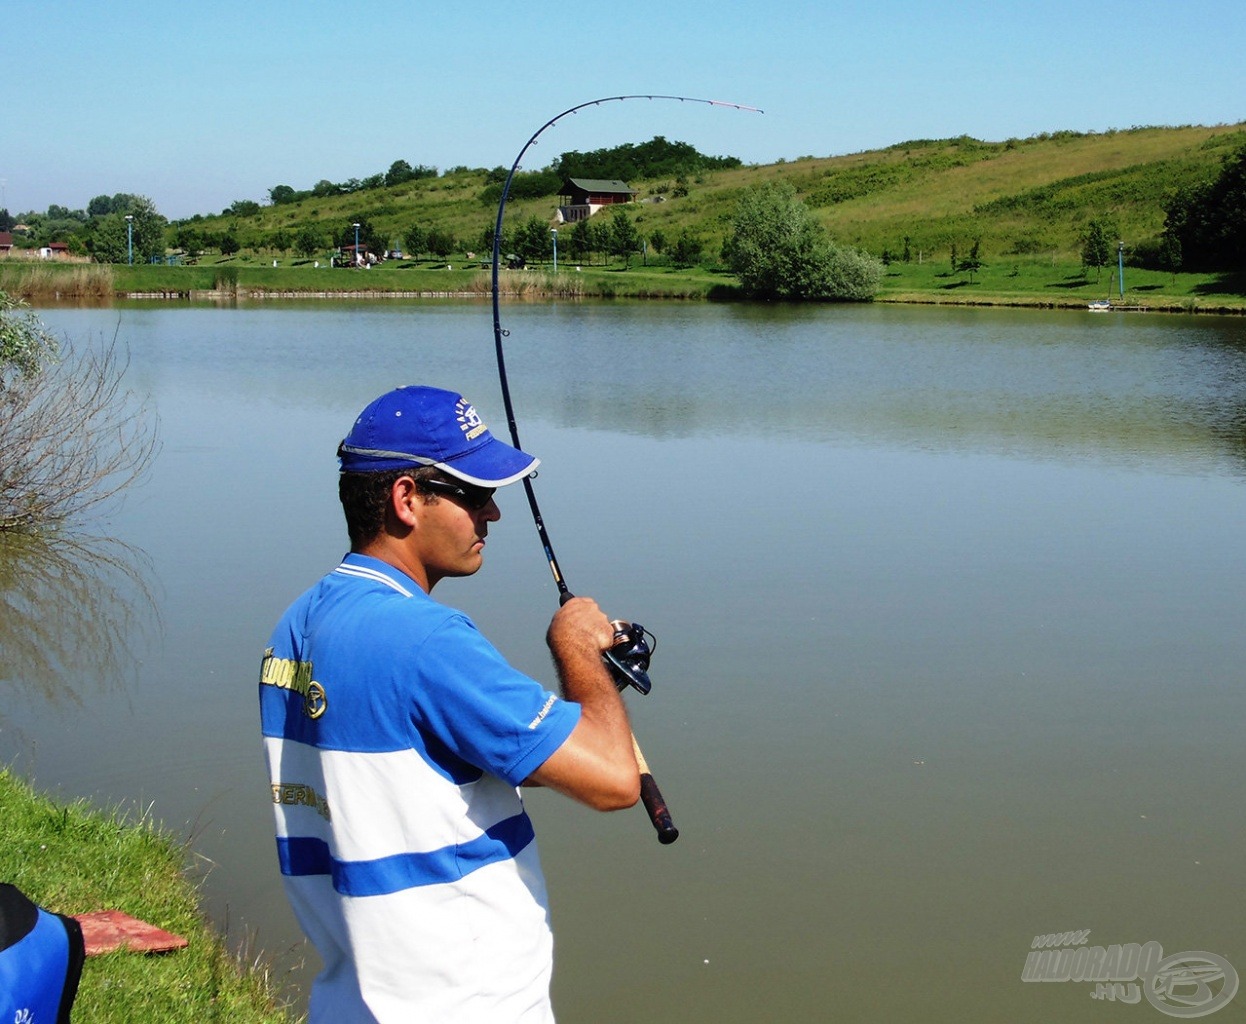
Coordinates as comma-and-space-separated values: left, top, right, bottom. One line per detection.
489, 95, 762, 844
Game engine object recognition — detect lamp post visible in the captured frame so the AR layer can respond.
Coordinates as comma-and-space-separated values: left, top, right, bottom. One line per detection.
551, 228, 557, 274
353, 223, 361, 267
125, 214, 134, 265
1117, 240, 1125, 301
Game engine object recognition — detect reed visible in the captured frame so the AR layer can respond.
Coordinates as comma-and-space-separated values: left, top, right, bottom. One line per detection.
0, 263, 115, 301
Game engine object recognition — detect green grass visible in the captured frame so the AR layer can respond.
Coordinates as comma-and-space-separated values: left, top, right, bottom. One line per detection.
875, 256, 1245, 313
0, 768, 296, 1023
165, 123, 1245, 270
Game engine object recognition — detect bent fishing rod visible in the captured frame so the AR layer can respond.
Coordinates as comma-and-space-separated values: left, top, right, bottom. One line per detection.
490, 95, 762, 845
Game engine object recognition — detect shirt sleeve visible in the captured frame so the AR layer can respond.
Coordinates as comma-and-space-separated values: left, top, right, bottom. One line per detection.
408, 613, 580, 787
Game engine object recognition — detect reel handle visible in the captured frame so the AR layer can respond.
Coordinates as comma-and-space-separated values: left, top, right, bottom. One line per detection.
557, 592, 677, 843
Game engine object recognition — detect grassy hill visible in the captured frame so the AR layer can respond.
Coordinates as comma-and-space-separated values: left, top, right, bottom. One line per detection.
6, 122, 1245, 311
185, 122, 1246, 267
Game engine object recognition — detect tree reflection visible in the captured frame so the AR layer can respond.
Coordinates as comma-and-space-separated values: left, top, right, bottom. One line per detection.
0, 530, 159, 714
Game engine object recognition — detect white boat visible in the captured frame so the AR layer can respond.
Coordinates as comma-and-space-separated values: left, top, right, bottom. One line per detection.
1088, 300, 1112, 311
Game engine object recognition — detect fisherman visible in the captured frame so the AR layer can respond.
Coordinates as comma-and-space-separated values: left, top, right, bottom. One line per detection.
259, 384, 639, 1023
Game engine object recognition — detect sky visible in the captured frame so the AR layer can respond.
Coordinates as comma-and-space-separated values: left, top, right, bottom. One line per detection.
5, 0, 1244, 221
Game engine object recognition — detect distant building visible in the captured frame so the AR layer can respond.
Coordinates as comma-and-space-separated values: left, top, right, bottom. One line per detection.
0, 232, 12, 255
556, 178, 638, 223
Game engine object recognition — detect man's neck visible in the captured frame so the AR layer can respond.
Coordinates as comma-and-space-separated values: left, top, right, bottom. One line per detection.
354, 538, 433, 593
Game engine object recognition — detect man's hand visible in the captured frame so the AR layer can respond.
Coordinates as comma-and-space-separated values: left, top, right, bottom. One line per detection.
545, 595, 615, 664
527, 596, 640, 810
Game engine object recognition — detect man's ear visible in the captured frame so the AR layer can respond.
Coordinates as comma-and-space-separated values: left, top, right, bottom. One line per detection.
389, 475, 421, 529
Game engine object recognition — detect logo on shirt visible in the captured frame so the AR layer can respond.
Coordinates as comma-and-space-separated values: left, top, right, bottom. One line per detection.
271, 782, 331, 820
260, 649, 327, 719
527, 694, 558, 730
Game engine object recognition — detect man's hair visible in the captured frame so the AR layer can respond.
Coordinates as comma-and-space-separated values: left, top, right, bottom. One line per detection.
339, 466, 438, 549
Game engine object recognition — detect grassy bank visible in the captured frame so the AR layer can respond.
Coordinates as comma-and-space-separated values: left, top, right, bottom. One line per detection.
3, 254, 1243, 312
1, 258, 735, 301
0, 768, 295, 1023
875, 256, 1246, 313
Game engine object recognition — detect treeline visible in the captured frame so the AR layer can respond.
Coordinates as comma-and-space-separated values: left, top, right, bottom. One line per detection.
253, 137, 740, 214
1, 193, 167, 264
1159, 143, 1246, 271
263, 159, 443, 209
478, 136, 741, 204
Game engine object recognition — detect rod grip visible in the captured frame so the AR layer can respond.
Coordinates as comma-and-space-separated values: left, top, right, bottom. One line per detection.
632, 735, 679, 844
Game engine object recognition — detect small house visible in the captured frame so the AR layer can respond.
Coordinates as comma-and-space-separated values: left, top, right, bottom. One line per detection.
556, 178, 638, 223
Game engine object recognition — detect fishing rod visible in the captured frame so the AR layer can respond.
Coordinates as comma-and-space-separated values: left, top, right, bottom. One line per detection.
489, 95, 762, 845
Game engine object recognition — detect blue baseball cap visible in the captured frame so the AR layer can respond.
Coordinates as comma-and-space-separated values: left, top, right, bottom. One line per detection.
337, 385, 539, 486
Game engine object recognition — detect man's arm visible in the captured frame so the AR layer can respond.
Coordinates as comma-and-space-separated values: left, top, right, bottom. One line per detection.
526, 597, 640, 811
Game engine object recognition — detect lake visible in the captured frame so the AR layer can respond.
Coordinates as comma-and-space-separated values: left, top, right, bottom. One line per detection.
5, 299, 1246, 1022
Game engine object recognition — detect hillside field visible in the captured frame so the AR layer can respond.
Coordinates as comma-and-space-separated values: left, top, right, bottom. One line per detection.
5, 122, 1245, 310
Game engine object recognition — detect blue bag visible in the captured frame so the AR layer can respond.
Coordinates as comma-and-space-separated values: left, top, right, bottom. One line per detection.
0, 883, 85, 1023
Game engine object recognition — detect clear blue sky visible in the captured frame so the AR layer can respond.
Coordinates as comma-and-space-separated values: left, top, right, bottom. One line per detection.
5, 0, 1243, 221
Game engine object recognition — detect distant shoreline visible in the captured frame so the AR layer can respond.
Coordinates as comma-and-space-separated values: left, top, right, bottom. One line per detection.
4, 260, 1243, 315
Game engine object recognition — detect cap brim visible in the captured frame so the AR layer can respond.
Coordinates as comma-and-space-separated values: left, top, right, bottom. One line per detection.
436, 436, 539, 487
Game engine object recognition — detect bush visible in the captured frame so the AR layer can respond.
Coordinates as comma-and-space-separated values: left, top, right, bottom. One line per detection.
725, 182, 883, 301
0, 292, 57, 384
0, 294, 158, 532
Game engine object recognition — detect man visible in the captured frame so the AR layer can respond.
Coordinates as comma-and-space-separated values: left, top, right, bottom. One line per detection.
259, 385, 639, 1023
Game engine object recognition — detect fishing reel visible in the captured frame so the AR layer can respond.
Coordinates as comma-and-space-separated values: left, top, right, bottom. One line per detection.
603, 620, 656, 695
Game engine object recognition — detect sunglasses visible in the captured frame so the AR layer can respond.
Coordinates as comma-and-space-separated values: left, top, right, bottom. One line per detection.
417, 476, 497, 511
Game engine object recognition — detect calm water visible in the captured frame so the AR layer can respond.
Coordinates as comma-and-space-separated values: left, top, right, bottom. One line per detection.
5, 300, 1246, 1022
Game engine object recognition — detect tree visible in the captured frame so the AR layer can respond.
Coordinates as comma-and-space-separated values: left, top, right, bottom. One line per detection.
608, 209, 642, 268
1159, 232, 1183, 282
648, 229, 667, 255
266, 229, 292, 252
296, 226, 325, 258
268, 185, 298, 205
567, 218, 592, 263
86, 193, 142, 219
586, 220, 611, 265
219, 231, 240, 257
404, 225, 428, 259
385, 160, 416, 187
426, 228, 456, 259
1162, 144, 1246, 271
514, 217, 551, 263
1081, 219, 1114, 281
1, 292, 57, 387
959, 237, 984, 282
669, 230, 703, 268
725, 182, 882, 301
174, 225, 201, 257
1, 292, 157, 532
86, 196, 167, 264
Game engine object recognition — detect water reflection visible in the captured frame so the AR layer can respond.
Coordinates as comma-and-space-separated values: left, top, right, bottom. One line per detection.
20, 302, 1246, 1023
0, 529, 158, 716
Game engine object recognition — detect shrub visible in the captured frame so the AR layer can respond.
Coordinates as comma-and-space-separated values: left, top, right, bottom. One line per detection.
1, 294, 158, 532
725, 182, 883, 301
